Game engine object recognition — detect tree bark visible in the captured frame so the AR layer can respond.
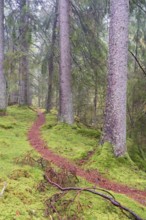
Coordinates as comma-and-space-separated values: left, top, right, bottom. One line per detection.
46, 0, 58, 112
134, 8, 140, 72
59, 0, 74, 124
0, 0, 7, 113
103, 0, 129, 156
18, 0, 31, 106
93, 72, 98, 126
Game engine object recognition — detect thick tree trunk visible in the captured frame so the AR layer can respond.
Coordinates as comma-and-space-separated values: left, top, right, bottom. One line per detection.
46, 1, 58, 112
0, 0, 7, 113
59, 0, 74, 124
18, 0, 31, 106
103, 0, 129, 157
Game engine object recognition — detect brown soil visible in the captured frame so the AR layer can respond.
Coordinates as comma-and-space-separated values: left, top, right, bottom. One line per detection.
28, 112, 146, 206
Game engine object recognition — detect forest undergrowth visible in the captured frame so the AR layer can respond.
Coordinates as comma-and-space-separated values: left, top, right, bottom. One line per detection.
0, 106, 146, 219
42, 111, 146, 190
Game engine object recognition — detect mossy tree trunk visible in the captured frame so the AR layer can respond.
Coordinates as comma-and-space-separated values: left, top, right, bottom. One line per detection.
59, 0, 74, 124
103, 0, 129, 157
0, 0, 7, 114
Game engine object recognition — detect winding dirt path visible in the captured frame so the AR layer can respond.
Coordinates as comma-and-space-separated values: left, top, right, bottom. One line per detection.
28, 112, 146, 206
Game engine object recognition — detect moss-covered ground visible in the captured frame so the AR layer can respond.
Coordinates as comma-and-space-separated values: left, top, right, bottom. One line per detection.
1, 107, 146, 219
41, 112, 146, 219
42, 113, 146, 190
0, 106, 57, 220
42, 113, 100, 161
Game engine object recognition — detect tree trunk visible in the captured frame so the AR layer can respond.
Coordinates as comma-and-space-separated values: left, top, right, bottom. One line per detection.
0, 0, 7, 113
46, 0, 58, 112
93, 72, 98, 126
59, 0, 74, 124
103, 0, 129, 157
134, 8, 140, 72
18, 0, 31, 106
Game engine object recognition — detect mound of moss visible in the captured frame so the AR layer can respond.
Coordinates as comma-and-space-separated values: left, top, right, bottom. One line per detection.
85, 142, 146, 190
42, 113, 100, 161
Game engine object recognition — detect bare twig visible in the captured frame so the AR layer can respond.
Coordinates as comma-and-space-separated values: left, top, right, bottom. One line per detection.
0, 182, 7, 197
131, 0, 146, 14
129, 50, 146, 77
45, 175, 143, 220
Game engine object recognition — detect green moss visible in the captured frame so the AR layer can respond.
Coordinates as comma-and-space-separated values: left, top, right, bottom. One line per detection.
43, 176, 146, 220
42, 114, 146, 191
42, 114, 98, 161
127, 139, 146, 170
76, 127, 101, 138
1, 108, 146, 219
0, 106, 48, 219
0, 109, 6, 116
85, 142, 146, 190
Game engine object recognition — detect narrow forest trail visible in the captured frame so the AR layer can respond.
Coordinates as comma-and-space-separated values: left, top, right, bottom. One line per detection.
28, 112, 146, 207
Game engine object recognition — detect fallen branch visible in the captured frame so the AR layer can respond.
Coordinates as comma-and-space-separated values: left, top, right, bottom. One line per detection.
131, 0, 146, 14
0, 182, 7, 197
45, 175, 143, 220
129, 50, 146, 77
28, 106, 37, 112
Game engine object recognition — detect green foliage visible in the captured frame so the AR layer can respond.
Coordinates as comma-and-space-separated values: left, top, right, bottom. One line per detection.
127, 78, 146, 163
128, 139, 146, 170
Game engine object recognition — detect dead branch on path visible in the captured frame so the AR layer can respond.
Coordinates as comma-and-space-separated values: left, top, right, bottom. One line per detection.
45, 174, 143, 220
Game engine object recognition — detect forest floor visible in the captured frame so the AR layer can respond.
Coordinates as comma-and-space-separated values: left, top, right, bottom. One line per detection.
28, 112, 146, 207
1, 106, 146, 219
